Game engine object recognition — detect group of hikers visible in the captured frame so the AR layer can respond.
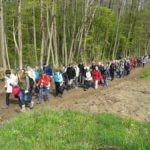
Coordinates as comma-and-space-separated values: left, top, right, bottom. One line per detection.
2, 55, 149, 112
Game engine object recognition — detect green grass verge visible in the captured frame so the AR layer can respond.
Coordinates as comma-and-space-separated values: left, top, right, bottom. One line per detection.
0, 109, 149, 150
140, 68, 150, 78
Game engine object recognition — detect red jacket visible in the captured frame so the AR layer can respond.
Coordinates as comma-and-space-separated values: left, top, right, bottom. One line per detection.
133, 58, 137, 65
92, 69, 102, 81
38, 74, 50, 86
130, 63, 133, 70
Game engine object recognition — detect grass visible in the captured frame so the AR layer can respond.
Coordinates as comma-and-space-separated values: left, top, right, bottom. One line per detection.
139, 68, 150, 78
0, 109, 149, 150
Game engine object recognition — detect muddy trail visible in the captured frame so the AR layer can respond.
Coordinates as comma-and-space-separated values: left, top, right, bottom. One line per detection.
0, 65, 150, 124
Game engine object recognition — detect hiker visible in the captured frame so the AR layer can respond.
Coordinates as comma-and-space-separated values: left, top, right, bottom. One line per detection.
78, 62, 85, 85
37, 71, 50, 104
43, 63, 53, 80
60, 65, 68, 87
137, 57, 142, 67
91, 61, 96, 70
92, 66, 102, 89
119, 61, 125, 78
18, 71, 34, 112
25, 65, 36, 81
124, 60, 130, 75
73, 64, 80, 88
66, 64, 76, 89
54, 70, 64, 97
142, 55, 148, 68
83, 67, 92, 91
133, 57, 137, 68
98, 62, 104, 76
3, 70, 19, 109
103, 66, 109, 87
34, 66, 40, 83
109, 61, 116, 81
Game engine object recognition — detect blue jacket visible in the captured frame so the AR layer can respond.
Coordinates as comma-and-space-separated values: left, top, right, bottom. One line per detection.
54, 72, 60, 83
43, 66, 53, 76
34, 70, 40, 81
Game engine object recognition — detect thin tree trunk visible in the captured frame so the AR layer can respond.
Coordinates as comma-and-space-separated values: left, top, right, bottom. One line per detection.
112, 0, 123, 60
68, 10, 76, 64
53, 1, 58, 68
115, 37, 120, 58
101, 29, 109, 60
32, 6, 38, 66
46, 5, 55, 66
78, 0, 96, 62
13, 20, 19, 56
62, 0, 67, 65
0, 0, 7, 69
4, 32, 10, 69
145, 38, 150, 55
125, 23, 133, 57
40, 0, 45, 68
18, 0, 23, 69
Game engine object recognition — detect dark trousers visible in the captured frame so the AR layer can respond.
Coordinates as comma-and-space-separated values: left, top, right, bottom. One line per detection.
55, 82, 64, 96
55, 82, 60, 96
6, 93, 11, 106
110, 72, 115, 81
6, 93, 20, 107
143, 63, 145, 68
84, 80, 91, 90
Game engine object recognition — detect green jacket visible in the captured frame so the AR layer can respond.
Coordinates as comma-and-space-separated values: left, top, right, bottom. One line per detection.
18, 76, 30, 90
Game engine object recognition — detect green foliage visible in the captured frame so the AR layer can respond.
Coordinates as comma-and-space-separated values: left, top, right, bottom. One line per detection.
140, 68, 150, 78
85, 7, 116, 60
2, 0, 150, 67
0, 109, 149, 150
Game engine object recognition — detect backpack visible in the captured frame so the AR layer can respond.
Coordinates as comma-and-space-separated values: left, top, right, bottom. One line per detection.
28, 76, 34, 90
34, 70, 40, 81
110, 63, 116, 71
54, 72, 60, 83
12, 85, 20, 97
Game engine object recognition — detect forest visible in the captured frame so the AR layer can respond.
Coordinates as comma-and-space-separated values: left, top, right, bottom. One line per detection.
0, 0, 150, 69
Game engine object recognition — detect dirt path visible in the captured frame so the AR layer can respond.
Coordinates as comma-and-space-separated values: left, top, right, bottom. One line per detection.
0, 65, 150, 123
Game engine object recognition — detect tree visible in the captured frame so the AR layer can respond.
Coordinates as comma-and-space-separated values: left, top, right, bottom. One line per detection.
0, 0, 7, 69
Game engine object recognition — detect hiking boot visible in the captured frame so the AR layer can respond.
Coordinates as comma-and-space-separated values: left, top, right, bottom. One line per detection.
30, 101, 34, 109
58, 94, 63, 98
37, 101, 41, 104
4, 105, 9, 109
20, 105, 26, 112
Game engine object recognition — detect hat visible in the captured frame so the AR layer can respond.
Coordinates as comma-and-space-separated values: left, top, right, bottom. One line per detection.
5, 70, 11, 75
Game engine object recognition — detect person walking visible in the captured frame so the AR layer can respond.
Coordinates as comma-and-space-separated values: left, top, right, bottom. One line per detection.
92, 66, 102, 89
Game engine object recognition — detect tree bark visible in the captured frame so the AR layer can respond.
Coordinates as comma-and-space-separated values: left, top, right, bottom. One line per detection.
112, 0, 123, 60
62, 0, 68, 65
46, 4, 55, 66
53, 1, 58, 68
68, 0, 77, 64
18, 0, 23, 69
40, 0, 45, 68
32, 6, 38, 66
0, 0, 7, 69
4, 32, 10, 69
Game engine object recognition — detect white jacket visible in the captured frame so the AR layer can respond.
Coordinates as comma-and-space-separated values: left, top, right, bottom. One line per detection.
5, 74, 18, 93
74, 66, 80, 77
27, 69, 36, 81
59, 73, 64, 86
85, 71, 92, 81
